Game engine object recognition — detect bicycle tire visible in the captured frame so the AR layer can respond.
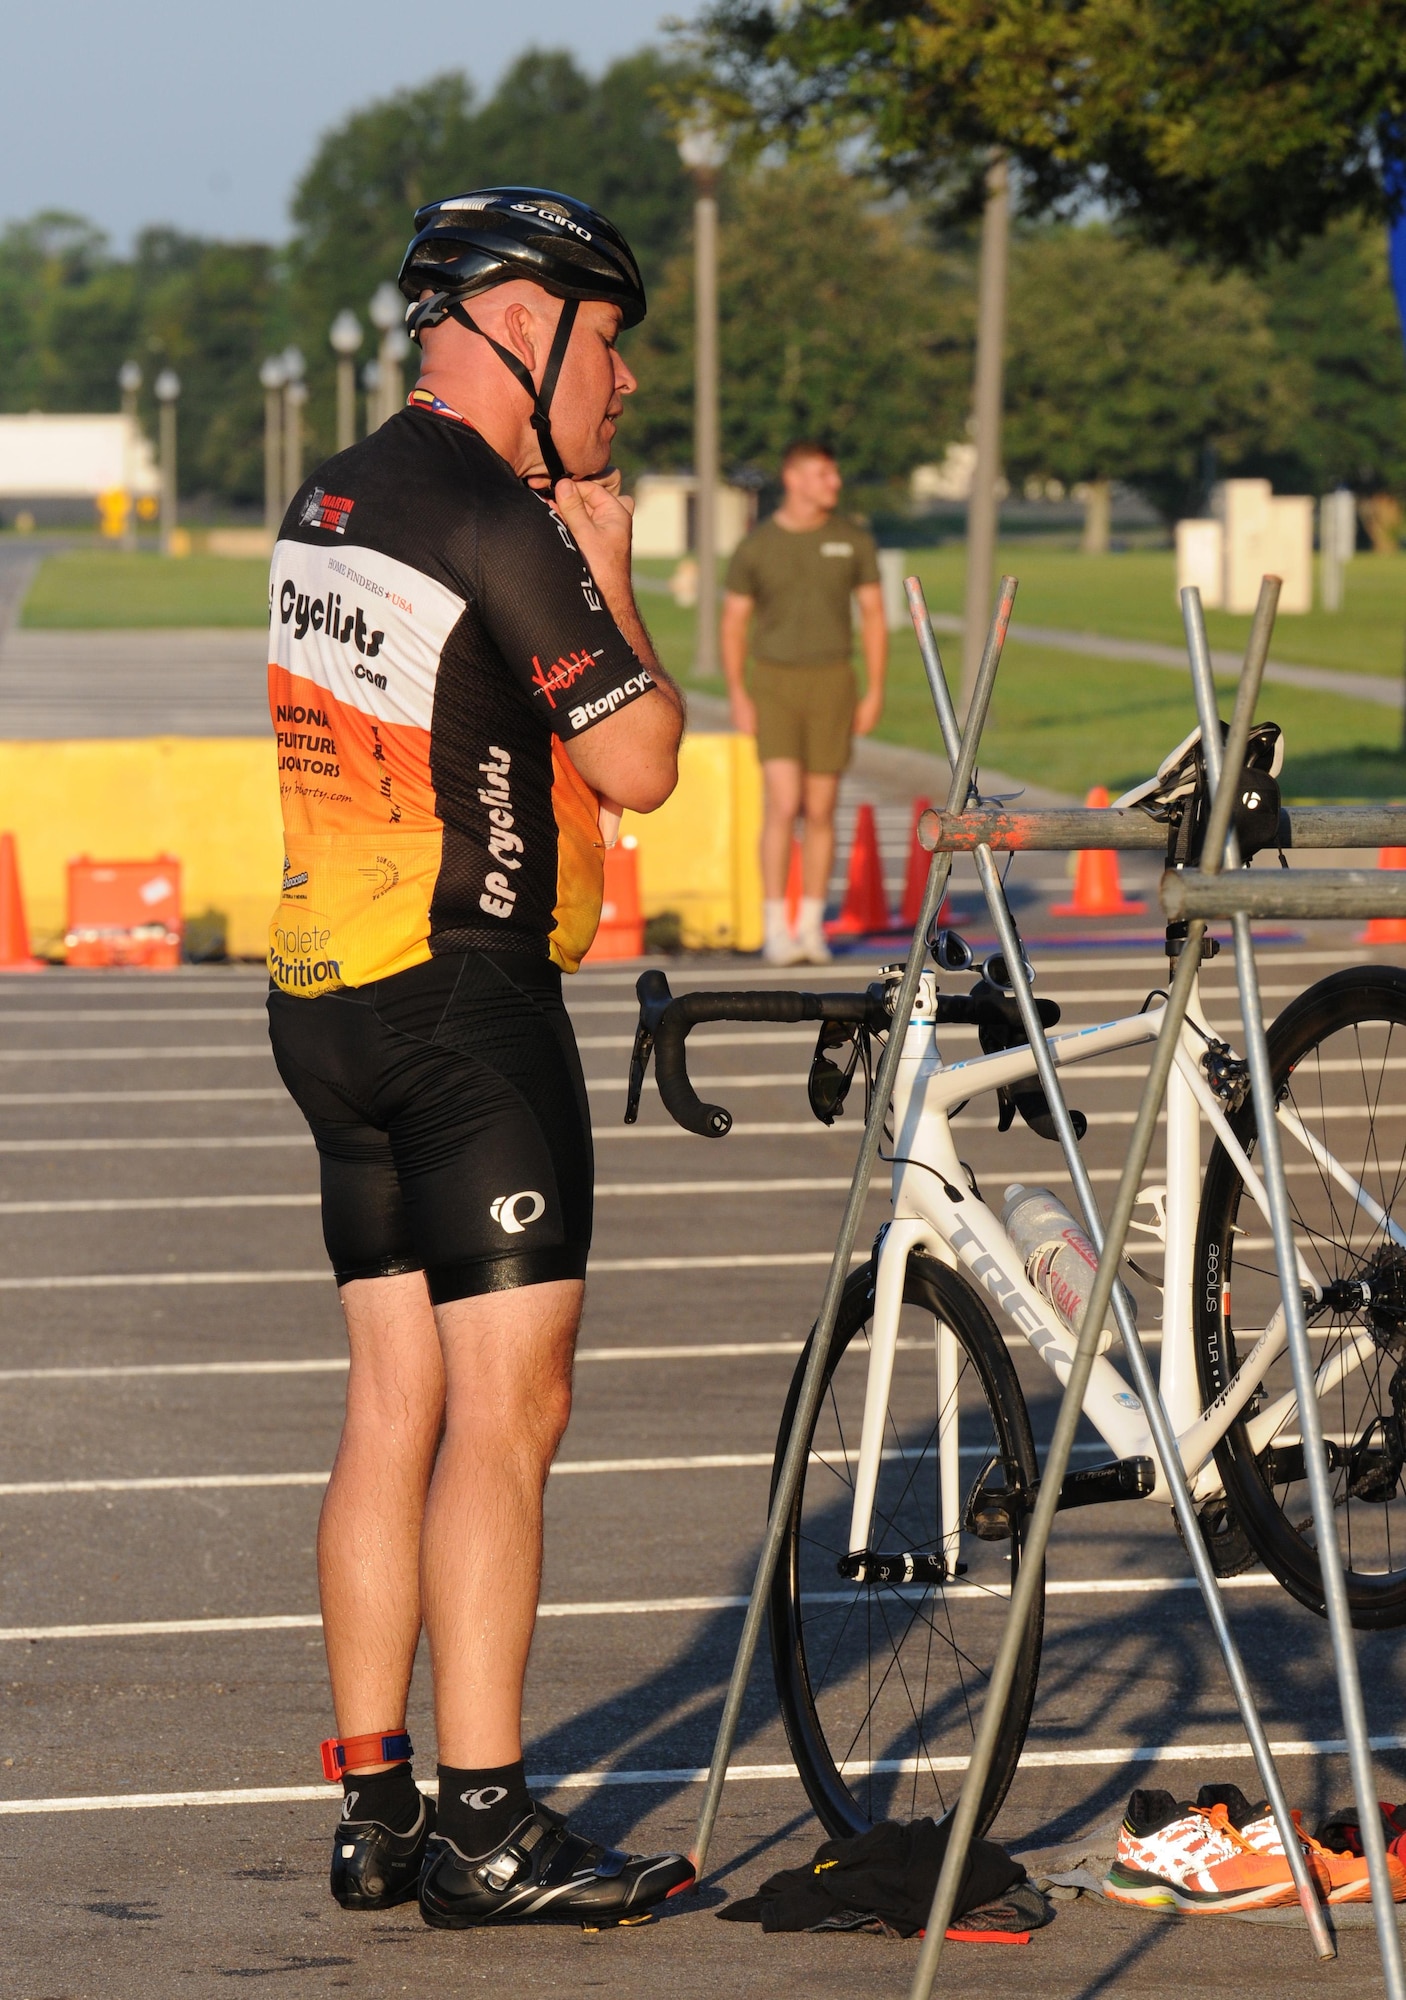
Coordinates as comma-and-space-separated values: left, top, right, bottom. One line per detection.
768, 1250, 1044, 1839
1195, 964, 1406, 1628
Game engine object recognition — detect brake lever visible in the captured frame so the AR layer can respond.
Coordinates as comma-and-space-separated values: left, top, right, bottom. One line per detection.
625, 969, 673, 1125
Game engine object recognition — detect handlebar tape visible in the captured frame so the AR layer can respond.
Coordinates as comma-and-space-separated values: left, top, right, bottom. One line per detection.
641, 984, 877, 1138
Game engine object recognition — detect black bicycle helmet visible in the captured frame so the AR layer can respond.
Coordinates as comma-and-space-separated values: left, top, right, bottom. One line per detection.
398, 187, 646, 328
397, 187, 646, 484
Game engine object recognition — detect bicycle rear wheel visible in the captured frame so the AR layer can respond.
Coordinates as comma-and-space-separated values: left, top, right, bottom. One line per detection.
1195, 964, 1406, 1628
768, 1250, 1043, 1839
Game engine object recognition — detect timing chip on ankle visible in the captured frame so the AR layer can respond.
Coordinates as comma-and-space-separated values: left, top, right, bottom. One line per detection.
320, 1730, 414, 1781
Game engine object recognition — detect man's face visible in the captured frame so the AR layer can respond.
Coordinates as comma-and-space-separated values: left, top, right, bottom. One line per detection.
783, 451, 842, 513
545, 300, 635, 476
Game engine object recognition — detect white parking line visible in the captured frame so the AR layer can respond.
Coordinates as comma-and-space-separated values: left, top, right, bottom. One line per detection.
0, 1179, 857, 1217
0, 1574, 1280, 1644
0, 1090, 287, 1106
0, 1136, 310, 1153
2, 1732, 1398, 1815
0, 1046, 269, 1063
0, 1342, 816, 1382
0, 1009, 268, 1023
0, 1251, 862, 1292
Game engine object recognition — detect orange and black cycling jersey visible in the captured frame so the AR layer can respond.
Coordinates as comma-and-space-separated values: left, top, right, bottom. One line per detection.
266, 399, 654, 993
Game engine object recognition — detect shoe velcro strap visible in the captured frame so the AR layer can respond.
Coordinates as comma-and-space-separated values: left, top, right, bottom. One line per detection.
319, 1730, 413, 1781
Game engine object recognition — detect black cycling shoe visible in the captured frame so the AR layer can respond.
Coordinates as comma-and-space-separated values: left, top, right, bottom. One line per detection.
418, 1802, 695, 1928
331, 1795, 435, 1910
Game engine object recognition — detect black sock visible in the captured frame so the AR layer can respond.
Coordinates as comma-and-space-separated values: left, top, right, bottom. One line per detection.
436, 1760, 532, 1857
340, 1761, 423, 1835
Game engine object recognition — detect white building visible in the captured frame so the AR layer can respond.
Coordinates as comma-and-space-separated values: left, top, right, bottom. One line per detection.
0, 413, 159, 501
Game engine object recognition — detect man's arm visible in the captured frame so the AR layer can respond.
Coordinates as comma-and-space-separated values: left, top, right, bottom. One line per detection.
853, 580, 887, 737
720, 591, 757, 736
550, 476, 683, 813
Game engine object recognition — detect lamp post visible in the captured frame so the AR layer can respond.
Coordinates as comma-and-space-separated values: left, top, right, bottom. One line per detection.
281, 346, 306, 505
678, 114, 729, 682
361, 359, 381, 438
259, 356, 286, 536
368, 284, 405, 430
329, 310, 363, 453
118, 360, 141, 549
960, 153, 1011, 709
154, 368, 180, 556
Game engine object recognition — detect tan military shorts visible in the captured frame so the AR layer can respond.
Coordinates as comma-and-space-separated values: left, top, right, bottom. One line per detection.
752, 659, 856, 774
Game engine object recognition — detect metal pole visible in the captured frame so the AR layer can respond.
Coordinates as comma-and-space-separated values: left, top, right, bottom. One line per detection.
283, 381, 305, 506
154, 370, 180, 558
692, 172, 720, 682
960, 154, 1010, 710
260, 358, 284, 537
1182, 590, 1406, 1997
118, 361, 141, 551
688, 576, 1018, 1880
909, 588, 1285, 1998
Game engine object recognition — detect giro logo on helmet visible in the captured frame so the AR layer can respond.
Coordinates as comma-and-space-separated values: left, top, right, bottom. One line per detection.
489, 1190, 546, 1235
510, 200, 594, 242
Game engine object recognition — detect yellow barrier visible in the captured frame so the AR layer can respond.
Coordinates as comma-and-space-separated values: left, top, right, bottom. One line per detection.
0, 738, 282, 958
0, 728, 760, 963
621, 732, 762, 953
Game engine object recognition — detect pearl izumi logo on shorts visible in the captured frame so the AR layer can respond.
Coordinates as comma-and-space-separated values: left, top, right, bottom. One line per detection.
299, 486, 355, 535
489, 1190, 546, 1234
462, 1786, 509, 1810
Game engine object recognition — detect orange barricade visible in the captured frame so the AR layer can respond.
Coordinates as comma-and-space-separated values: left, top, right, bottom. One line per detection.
585, 838, 644, 961
65, 855, 183, 968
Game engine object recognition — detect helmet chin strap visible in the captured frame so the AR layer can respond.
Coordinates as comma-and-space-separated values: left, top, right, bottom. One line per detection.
442, 297, 579, 486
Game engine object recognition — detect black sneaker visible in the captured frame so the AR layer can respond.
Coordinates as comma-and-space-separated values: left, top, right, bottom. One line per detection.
332, 1794, 435, 1910
418, 1801, 695, 1928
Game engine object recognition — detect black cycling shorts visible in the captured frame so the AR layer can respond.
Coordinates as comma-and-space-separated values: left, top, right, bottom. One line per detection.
267, 951, 592, 1304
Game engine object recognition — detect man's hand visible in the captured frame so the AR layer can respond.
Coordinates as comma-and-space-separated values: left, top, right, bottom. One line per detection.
552, 476, 633, 593
853, 686, 884, 737
729, 686, 758, 737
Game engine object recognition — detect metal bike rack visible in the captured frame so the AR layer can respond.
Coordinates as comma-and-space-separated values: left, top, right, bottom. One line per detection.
685, 561, 1404, 1995
908, 580, 1406, 1999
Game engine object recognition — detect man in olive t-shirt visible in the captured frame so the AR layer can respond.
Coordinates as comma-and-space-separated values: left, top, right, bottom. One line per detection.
722, 440, 886, 963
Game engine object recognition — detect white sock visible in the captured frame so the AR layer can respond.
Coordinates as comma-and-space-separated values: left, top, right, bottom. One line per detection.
763, 899, 792, 945
798, 896, 826, 939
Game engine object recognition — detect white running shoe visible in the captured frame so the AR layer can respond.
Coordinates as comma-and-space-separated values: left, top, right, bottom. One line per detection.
1102, 1788, 1298, 1912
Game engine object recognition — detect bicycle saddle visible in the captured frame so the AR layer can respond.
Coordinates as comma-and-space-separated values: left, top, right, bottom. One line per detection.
1114, 720, 1286, 864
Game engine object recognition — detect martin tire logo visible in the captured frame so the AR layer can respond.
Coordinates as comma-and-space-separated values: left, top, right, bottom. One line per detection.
489, 1190, 546, 1235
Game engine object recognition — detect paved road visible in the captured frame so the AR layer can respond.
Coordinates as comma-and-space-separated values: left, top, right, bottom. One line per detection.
0, 934, 1401, 1997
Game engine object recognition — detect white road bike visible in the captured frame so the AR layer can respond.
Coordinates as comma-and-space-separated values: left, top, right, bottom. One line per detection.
627, 916, 1406, 1841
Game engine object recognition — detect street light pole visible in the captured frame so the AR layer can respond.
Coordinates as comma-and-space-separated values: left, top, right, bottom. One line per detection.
368, 284, 405, 431
281, 347, 306, 505
960, 152, 1011, 710
259, 356, 286, 536
361, 361, 381, 438
678, 116, 729, 683
154, 368, 181, 556
118, 360, 141, 550
329, 310, 363, 454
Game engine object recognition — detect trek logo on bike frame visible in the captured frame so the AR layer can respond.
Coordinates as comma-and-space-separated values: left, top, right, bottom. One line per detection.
948, 1217, 1050, 1341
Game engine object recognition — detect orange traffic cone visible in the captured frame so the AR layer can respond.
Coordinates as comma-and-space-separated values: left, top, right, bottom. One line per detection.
0, 833, 43, 971
585, 837, 644, 960
1052, 787, 1146, 918
784, 836, 804, 931
1363, 848, 1406, 944
828, 804, 892, 937
900, 796, 952, 929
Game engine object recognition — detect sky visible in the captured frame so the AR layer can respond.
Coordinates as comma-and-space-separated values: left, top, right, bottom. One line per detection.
0, 0, 673, 248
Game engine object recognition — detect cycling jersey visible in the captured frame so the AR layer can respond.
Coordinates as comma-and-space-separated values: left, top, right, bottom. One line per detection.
267, 399, 655, 993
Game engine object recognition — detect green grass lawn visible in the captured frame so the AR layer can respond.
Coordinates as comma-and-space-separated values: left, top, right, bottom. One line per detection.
904, 545, 1406, 679
21, 550, 269, 628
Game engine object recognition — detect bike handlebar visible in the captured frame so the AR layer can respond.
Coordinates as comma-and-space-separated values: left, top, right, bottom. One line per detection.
629, 969, 883, 1137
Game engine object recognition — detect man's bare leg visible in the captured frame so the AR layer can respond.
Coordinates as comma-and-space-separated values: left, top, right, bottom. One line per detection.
760, 756, 804, 900
420, 1278, 582, 1766
801, 769, 841, 900
317, 1270, 446, 1773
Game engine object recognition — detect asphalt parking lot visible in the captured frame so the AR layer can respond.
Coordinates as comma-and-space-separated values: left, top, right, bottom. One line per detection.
2, 922, 1403, 1998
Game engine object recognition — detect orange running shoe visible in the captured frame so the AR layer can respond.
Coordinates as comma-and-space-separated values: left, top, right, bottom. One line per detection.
1103, 1788, 1299, 1913
1199, 1783, 1406, 1905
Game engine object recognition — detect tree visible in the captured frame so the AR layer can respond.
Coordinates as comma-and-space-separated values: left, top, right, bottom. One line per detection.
1001, 226, 1302, 524
619, 158, 971, 486
692, 0, 1406, 264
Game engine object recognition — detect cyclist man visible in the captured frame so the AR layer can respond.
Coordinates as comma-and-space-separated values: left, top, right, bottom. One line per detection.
265, 188, 690, 1927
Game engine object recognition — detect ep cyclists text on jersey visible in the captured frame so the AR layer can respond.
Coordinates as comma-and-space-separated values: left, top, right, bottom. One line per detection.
267, 393, 655, 993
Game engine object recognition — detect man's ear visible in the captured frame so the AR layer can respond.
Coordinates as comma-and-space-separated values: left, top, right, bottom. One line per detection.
500, 301, 540, 373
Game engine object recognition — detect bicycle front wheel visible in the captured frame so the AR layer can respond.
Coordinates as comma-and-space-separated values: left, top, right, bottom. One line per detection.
768, 1251, 1043, 1839
1196, 964, 1406, 1628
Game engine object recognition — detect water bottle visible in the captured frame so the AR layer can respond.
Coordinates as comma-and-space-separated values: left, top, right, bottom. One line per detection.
1001, 1185, 1117, 1354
